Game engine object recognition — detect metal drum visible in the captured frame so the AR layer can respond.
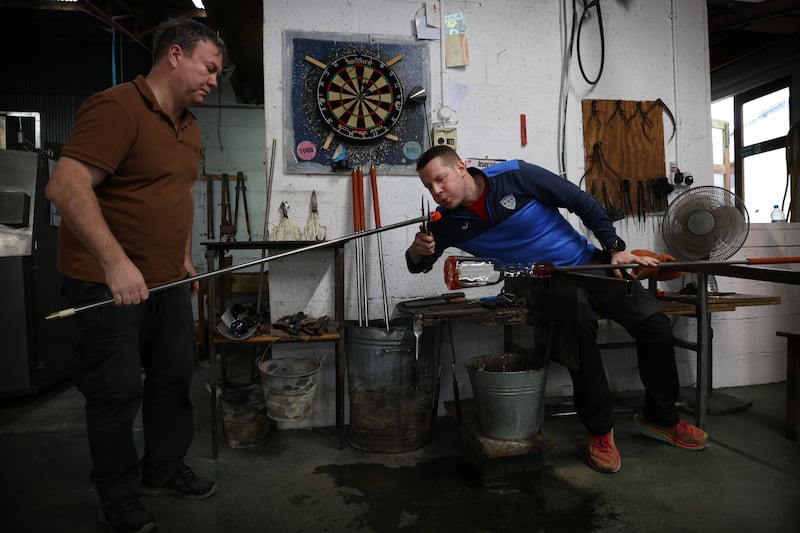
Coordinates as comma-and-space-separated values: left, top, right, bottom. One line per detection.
346, 319, 435, 453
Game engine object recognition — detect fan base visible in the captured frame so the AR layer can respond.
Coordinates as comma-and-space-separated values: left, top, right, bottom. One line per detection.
678, 387, 753, 416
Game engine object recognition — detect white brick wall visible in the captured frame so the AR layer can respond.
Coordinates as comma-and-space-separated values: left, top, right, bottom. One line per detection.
190, 1, 799, 427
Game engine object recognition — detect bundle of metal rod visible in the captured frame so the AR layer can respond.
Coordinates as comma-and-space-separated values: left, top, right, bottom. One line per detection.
370, 163, 390, 331
351, 166, 369, 325
45, 211, 441, 320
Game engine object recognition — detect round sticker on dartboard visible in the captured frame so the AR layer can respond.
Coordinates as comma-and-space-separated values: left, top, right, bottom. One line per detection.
403, 141, 422, 161
296, 140, 317, 161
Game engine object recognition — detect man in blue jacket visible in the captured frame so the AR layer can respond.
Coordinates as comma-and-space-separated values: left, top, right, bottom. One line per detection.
406, 146, 707, 473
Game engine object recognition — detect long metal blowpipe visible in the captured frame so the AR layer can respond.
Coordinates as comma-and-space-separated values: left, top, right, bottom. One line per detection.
444, 255, 800, 290
46, 211, 442, 320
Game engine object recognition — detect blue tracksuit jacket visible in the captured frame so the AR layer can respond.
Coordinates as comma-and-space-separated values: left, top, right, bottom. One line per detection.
407, 159, 620, 273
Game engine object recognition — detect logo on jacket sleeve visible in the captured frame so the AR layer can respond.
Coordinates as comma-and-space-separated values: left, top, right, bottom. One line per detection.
500, 194, 517, 210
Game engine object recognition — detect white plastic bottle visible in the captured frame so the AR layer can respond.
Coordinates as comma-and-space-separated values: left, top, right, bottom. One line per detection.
770, 205, 786, 223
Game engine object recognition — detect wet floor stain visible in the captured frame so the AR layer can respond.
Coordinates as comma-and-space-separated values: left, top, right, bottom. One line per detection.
314, 456, 620, 532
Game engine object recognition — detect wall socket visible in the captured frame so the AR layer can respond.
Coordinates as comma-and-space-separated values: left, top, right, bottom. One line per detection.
432, 127, 457, 149
669, 161, 678, 174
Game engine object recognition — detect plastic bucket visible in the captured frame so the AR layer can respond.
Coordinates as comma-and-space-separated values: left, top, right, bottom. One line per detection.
256, 342, 322, 422
465, 353, 548, 440
220, 386, 270, 448
346, 319, 434, 453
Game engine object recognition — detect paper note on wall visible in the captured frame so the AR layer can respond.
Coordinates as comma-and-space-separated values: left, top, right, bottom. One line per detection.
426, 1, 440, 28
444, 13, 469, 67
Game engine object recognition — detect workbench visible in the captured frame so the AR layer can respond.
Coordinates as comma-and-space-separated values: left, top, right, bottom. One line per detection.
202, 240, 346, 458
398, 288, 782, 429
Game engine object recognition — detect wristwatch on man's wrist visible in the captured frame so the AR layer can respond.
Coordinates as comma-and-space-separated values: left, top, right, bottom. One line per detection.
607, 238, 626, 253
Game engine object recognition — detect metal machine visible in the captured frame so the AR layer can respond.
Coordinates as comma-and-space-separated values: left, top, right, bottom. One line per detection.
0, 148, 75, 397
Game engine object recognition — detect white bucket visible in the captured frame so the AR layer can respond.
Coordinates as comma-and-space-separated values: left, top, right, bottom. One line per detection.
256, 341, 322, 422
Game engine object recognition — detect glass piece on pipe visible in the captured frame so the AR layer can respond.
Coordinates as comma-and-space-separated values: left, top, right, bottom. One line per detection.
444, 256, 537, 290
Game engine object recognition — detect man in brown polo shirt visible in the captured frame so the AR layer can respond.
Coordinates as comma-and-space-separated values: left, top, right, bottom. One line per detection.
45, 18, 225, 533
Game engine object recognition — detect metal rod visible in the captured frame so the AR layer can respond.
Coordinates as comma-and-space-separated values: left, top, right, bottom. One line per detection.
351, 168, 363, 326
545, 256, 800, 274
370, 163, 390, 331
46, 212, 434, 320
357, 166, 369, 324
696, 271, 709, 428
256, 139, 277, 318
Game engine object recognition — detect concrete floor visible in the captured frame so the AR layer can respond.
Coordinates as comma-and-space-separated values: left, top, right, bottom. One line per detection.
2, 363, 799, 533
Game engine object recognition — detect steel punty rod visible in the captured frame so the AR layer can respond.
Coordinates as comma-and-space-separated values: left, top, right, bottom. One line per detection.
357, 166, 369, 324
370, 163, 391, 331
352, 167, 365, 325
544, 256, 800, 275
46, 212, 440, 320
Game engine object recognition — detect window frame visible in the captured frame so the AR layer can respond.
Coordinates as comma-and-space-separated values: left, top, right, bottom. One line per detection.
732, 76, 791, 200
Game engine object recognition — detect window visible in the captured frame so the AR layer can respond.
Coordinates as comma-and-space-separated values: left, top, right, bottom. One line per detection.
711, 78, 792, 222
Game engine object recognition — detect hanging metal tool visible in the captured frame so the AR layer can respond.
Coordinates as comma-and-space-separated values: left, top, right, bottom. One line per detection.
233, 171, 252, 241
621, 179, 633, 217
602, 181, 624, 221
272, 201, 301, 241
205, 168, 214, 239
637, 179, 646, 224
46, 210, 442, 320
370, 163, 390, 330
412, 314, 423, 391
304, 191, 327, 241
219, 173, 234, 241
608, 99, 632, 130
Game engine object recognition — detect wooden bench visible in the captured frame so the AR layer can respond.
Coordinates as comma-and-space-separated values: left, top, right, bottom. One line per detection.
777, 331, 800, 440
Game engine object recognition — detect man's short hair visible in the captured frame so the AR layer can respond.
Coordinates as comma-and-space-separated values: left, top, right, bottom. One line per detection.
152, 17, 226, 64
416, 145, 461, 171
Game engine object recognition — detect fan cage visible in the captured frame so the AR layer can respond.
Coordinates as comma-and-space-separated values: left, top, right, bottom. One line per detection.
661, 186, 750, 261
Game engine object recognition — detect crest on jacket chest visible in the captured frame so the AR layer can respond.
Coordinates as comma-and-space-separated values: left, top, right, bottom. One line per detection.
500, 194, 516, 210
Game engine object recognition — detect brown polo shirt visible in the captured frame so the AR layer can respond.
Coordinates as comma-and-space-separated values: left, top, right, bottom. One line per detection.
57, 76, 203, 285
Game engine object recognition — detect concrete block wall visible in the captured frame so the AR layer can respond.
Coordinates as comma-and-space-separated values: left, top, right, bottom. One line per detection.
189, 0, 798, 427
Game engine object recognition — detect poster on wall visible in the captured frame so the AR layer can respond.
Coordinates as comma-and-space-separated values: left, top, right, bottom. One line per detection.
284, 31, 430, 176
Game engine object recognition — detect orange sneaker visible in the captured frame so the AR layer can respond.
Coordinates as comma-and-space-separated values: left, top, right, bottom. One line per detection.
633, 410, 708, 450
586, 429, 621, 473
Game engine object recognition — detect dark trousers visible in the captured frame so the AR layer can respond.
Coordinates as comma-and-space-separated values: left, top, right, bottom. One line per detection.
568, 265, 680, 436
64, 277, 196, 505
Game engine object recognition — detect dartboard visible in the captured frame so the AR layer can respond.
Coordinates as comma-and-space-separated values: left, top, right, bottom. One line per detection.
316, 54, 404, 141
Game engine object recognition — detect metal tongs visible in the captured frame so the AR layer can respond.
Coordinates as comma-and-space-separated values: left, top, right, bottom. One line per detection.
304, 191, 327, 241
420, 196, 431, 234
272, 200, 301, 241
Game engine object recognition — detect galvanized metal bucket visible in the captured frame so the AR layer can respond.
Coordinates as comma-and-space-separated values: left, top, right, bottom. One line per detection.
219, 385, 270, 448
465, 353, 548, 440
346, 319, 435, 453
256, 341, 322, 422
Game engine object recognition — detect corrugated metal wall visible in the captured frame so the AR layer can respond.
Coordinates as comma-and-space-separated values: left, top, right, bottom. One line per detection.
0, 95, 85, 147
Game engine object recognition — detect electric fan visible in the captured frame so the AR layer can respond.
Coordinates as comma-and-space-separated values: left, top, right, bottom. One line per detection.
661, 186, 750, 261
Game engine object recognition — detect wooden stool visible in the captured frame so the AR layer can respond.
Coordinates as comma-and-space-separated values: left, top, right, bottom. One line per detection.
459, 407, 556, 487
777, 331, 800, 441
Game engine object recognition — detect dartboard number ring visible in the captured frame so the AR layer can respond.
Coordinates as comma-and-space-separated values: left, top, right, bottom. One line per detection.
316, 54, 404, 141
